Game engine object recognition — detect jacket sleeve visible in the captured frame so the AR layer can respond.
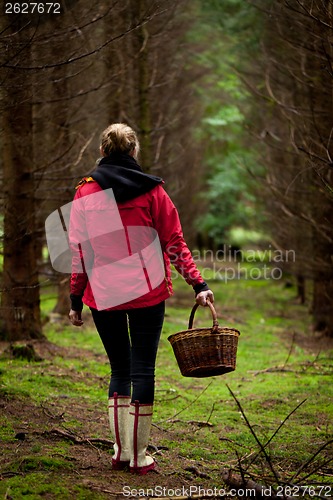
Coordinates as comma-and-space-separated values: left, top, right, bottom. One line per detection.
68, 189, 94, 310
151, 186, 206, 289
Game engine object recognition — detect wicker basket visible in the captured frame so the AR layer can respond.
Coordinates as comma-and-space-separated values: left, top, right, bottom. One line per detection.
168, 301, 240, 378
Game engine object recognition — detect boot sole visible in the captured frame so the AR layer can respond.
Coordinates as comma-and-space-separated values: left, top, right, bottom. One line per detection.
130, 461, 156, 475
112, 459, 130, 471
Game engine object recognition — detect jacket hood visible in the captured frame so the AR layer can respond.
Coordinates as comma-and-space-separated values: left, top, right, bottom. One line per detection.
90, 152, 163, 202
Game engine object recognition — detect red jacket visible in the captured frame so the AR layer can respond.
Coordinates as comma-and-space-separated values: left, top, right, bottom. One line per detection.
69, 179, 206, 310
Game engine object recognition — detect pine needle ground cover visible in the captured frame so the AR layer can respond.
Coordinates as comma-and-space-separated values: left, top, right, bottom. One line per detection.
0, 265, 332, 499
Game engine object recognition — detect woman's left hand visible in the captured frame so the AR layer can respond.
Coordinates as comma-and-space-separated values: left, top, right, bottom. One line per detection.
196, 290, 214, 306
69, 309, 84, 326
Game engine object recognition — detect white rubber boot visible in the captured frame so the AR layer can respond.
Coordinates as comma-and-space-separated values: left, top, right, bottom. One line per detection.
108, 392, 130, 470
129, 400, 155, 475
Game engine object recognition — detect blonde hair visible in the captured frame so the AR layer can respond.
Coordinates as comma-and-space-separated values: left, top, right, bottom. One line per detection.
100, 123, 140, 157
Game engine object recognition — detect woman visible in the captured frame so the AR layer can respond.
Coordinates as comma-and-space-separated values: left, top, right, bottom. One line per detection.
68, 123, 214, 475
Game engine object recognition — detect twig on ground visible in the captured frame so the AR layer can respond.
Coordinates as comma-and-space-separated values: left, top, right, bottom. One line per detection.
157, 381, 213, 425
206, 402, 217, 425
282, 331, 296, 367
226, 385, 281, 486
166, 419, 213, 427
250, 366, 332, 376
244, 399, 307, 473
291, 439, 333, 483
221, 469, 296, 500
250, 367, 295, 375
147, 444, 168, 455
40, 402, 65, 420
224, 390, 331, 498
36, 428, 114, 448
184, 465, 211, 479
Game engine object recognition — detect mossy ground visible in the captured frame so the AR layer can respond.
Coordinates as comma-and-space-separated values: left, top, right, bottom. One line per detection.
0, 263, 332, 499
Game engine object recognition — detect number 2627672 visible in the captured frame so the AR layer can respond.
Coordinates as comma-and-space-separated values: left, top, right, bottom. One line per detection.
5, 3, 61, 14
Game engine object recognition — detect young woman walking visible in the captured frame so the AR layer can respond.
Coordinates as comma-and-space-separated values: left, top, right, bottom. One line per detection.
68, 123, 214, 475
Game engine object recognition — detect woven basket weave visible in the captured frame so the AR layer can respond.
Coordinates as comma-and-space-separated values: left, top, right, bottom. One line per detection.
168, 301, 240, 378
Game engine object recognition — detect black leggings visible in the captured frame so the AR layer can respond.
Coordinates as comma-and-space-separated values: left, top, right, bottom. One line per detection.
90, 301, 165, 404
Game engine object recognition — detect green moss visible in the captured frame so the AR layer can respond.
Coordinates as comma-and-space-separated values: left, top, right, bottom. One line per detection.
0, 472, 106, 500
5, 455, 73, 473
1, 264, 332, 492
0, 415, 16, 442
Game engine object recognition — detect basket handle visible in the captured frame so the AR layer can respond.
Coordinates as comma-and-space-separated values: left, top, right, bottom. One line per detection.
188, 299, 219, 333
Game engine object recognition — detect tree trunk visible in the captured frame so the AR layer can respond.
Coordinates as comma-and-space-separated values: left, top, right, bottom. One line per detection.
52, 277, 71, 315
0, 17, 44, 341
312, 279, 333, 336
309, 1, 333, 338
47, 19, 72, 317
312, 205, 333, 337
296, 275, 306, 305
137, 0, 152, 170
254, 0, 333, 337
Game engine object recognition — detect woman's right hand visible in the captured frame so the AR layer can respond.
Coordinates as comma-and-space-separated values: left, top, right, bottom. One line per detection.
196, 290, 214, 306
69, 309, 84, 327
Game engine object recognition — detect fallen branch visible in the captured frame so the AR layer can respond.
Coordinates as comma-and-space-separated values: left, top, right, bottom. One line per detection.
147, 444, 169, 455
167, 419, 213, 428
282, 331, 296, 367
250, 367, 295, 375
37, 428, 114, 448
184, 465, 211, 479
40, 402, 65, 420
226, 385, 281, 485
244, 399, 307, 473
222, 390, 331, 499
158, 382, 213, 424
291, 439, 333, 483
250, 366, 332, 376
221, 469, 296, 500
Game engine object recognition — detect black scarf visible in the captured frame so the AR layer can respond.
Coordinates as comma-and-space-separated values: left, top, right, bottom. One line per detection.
90, 153, 163, 202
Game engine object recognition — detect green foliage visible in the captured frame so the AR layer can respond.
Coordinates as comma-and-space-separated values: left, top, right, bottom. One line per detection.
229, 227, 269, 248
199, 0, 262, 51
189, 0, 265, 245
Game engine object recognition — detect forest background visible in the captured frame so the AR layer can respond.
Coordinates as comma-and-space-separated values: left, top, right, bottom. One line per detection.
0, 0, 333, 341
0, 0, 333, 497
1, 0, 333, 342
